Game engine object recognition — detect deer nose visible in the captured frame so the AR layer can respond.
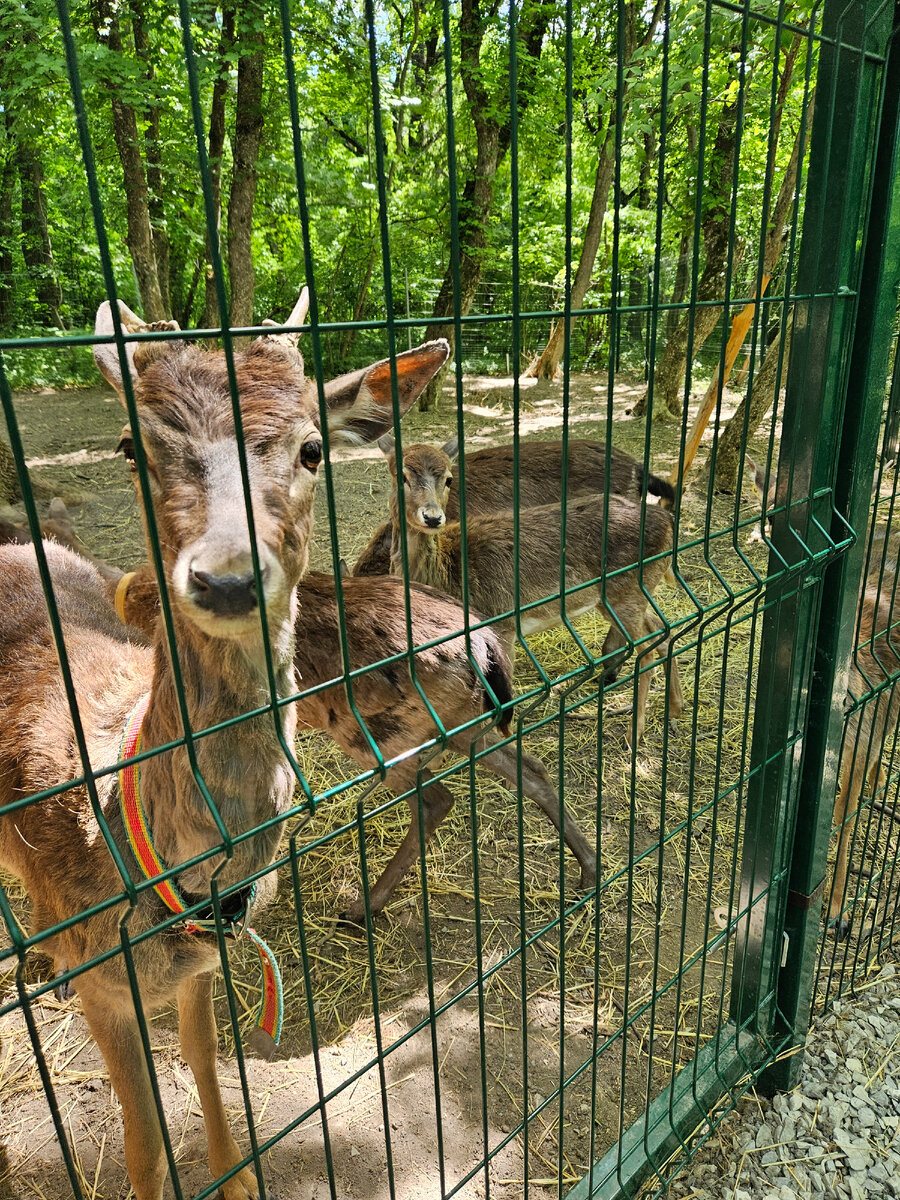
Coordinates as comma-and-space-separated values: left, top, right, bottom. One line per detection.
189, 566, 261, 617
423, 511, 444, 529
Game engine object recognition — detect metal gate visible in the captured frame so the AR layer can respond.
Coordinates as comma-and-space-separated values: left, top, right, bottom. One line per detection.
1, 0, 900, 1198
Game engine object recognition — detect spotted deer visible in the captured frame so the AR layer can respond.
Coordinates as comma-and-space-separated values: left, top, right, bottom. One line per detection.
353, 437, 676, 576
376, 437, 683, 745
0, 293, 448, 1200
829, 527, 900, 939
113, 565, 597, 919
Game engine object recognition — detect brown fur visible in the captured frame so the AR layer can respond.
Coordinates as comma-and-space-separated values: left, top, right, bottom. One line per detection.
115, 564, 596, 919
0, 297, 448, 1200
353, 438, 675, 576
0, 498, 122, 583
829, 528, 900, 937
381, 441, 683, 745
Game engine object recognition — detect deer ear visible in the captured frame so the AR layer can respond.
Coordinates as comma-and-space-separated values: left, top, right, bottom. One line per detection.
441, 436, 459, 462
93, 300, 144, 400
323, 339, 450, 445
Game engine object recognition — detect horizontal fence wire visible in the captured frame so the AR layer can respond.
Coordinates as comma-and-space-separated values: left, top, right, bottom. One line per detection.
0, 1, 898, 1199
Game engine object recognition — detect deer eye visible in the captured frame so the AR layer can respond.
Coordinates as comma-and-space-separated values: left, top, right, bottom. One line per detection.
445, 475, 453, 488
402, 471, 411, 487
298, 439, 322, 472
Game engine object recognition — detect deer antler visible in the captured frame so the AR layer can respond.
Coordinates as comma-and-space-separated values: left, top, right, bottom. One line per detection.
260, 286, 310, 350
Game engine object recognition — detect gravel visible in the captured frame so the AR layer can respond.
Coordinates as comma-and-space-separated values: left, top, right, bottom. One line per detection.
664, 963, 900, 1199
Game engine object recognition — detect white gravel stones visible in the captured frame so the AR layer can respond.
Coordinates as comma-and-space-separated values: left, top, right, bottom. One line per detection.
664, 963, 900, 1199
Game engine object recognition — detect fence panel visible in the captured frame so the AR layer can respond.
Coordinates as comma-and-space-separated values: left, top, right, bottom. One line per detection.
1, 2, 900, 1200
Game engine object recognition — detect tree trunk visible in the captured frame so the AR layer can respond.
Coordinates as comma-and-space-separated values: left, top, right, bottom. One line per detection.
712, 322, 793, 493
16, 140, 63, 328
0, 139, 16, 330
131, 0, 169, 316
203, 6, 234, 329
417, 0, 551, 410
676, 91, 815, 487
226, 15, 265, 329
0, 434, 18, 503
666, 230, 691, 340
632, 98, 741, 420
626, 126, 657, 343
418, 123, 501, 409
91, 0, 165, 321
526, 125, 615, 380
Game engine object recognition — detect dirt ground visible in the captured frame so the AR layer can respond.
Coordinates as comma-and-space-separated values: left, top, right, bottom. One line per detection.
0, 368, 775, 1199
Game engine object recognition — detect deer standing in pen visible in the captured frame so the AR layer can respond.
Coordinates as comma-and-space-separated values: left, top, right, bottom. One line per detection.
111, 564, 597, 921
352, 438, 676, 576
376, 436, 683, 745
0, 291, 448, 1200
829, 527, 900, 939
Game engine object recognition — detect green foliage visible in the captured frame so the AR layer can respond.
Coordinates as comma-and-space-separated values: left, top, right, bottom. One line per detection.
0, 0, 817, 387
2, 328, 96, 390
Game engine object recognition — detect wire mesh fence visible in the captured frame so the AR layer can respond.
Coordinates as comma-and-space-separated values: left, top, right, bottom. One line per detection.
1, 0, 900, 1198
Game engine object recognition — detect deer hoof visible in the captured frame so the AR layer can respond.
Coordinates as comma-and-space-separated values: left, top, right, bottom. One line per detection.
830, 915, 853, 942
578, 860, 597, 892
337, 904, 368, 931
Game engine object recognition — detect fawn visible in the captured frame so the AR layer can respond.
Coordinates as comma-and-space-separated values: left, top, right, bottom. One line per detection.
353, 436, 675, 576
829, 527, 900, 938
376, 438, 683, 744
0, 293, 448, 1200
114, 565, 597, 919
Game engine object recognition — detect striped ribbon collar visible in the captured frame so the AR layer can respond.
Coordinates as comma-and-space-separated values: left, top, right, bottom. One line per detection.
118, 693, 283, 1051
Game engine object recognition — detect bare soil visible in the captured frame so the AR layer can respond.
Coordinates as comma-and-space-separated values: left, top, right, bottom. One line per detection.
0, 371, 773, 1200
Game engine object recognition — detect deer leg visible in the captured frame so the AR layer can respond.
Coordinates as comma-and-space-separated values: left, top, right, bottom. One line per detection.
344, 766, 456, 924
478, 735, 596, 890
658, 639, 683, 719
178, 972, 260, 1200
77, 987, 169, 1200
599, 623, 630, 686
829, 757, 867, 940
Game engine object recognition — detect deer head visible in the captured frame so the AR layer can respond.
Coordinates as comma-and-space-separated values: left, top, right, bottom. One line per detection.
93, 295, 449, 640
379, 435, 459, 532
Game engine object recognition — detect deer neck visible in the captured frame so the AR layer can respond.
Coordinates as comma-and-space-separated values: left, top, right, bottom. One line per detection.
136, 595, 298, 895
389, 494, 446, 588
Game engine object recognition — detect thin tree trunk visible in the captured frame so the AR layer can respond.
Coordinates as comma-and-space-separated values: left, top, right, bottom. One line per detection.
16, 140, 63, 328
626, 127, 656, 343
632, 98, 741, 420
0, 434, 18, 503
525, 125, 615, 380
226, 16, 265, 329
203, 6, 234, 329
712, 322, 793, 493
681, 91, 814, 488
91, 0, 165, 321
523, 0, 665, 384
417, 0, 551, 409
0, 140, 16, 329
131, 0, 169, 316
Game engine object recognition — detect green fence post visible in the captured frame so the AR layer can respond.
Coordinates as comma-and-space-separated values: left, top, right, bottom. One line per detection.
730, 0, 900, 1092
758, 0, 900, 1091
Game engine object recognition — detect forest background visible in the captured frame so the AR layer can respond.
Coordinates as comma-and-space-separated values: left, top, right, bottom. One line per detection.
0, 0, 815, 496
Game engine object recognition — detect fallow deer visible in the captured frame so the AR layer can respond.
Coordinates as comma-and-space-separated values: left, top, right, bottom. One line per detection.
829, 526, 900, 938
112, 564, 597, 921
376, 438, 683, 745
353, 437, 676, 576
0, 497, 122, 583
0, 293, 448, 1200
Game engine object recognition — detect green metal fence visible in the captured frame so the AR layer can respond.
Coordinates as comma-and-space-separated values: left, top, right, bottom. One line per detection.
3, 0, 900, 1197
